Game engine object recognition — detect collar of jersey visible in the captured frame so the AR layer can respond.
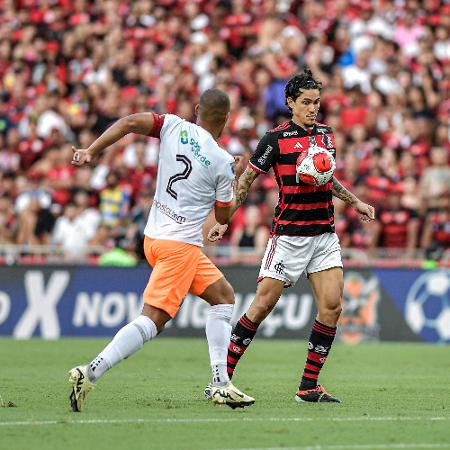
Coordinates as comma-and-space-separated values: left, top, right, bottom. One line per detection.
290, 120, 316, 135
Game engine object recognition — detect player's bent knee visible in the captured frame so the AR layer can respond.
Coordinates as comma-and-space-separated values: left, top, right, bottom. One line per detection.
318, 302, 342, 324
219, 279, 235, 305
142, 304, 171, 333
331, 303, 343, 318
200, 277, 235, 305
215, 278, 235, 305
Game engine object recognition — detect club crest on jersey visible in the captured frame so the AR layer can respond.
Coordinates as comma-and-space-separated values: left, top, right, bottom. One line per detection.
321, 132, 334, 149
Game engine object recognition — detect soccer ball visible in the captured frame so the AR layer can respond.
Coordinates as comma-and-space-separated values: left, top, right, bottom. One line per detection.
405, 271, 450, 343
295, 146, 336, 186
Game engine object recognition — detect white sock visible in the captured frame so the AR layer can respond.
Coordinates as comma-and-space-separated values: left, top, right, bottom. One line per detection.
88, 315, 157, 382
205, 304, 233, 386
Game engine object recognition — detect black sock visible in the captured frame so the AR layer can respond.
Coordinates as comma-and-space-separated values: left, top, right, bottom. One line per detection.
227, 314, 259, 379
299, 319, 336, 390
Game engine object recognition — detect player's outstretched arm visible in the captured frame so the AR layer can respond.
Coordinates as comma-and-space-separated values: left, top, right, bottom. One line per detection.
208, 166, 259, 242
332, 176, 375, 222
72, 113, 156, 166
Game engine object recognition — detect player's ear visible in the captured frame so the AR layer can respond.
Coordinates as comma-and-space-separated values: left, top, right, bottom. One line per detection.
194, 104, 200, 116
286, 97, 295, 109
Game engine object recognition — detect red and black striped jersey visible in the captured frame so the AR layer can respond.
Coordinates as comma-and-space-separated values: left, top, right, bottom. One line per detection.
430, 212, 450, 247
248, 120, 337, 237
378, 208, 419, 248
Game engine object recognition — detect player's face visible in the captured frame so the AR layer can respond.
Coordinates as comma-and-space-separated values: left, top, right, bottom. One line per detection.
288, 89, 321, 129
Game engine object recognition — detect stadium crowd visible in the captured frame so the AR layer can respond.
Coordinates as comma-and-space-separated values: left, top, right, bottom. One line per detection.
0, 0, 448, 262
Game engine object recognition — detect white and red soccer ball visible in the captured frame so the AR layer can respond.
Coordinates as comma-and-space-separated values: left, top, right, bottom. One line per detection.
295, 146, 336, 186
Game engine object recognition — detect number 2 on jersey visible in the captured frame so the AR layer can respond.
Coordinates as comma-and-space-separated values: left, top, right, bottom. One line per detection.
166, 155, 192, 200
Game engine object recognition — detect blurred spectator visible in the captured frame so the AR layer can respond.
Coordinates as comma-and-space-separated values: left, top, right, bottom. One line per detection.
228, 112, 257, 156
420, 147, 450, 211
15, 176, 55, 246
129, 189, 153, 260
334, 199, 351, 248
421, 195, 450, 260
99, 170, 131, 227
52, 202, 91, 258
230, 204, 269, 255
73, 189, 101, 240
0, 195, 16, 244
371, 187, 420, 251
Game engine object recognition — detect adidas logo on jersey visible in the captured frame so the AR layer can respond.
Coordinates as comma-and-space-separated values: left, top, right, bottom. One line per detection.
294, 142, 303, 149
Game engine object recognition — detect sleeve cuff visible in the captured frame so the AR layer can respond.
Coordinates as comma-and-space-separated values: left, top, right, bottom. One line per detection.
148, 113, 165, 138
248, 161, 267, 174
215, 200, 233, 207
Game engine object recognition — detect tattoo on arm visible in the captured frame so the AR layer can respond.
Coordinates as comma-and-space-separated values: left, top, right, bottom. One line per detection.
332, 177, 359, 206
230, 167, 259, 217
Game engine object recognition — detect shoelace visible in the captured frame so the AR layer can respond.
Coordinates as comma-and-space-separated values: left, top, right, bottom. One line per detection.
314, 385, 331, 395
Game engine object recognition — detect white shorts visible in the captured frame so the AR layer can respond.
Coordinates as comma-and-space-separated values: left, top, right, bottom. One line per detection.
258, 232, 343, 287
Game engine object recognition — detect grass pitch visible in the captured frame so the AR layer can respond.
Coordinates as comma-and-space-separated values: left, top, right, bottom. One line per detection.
0, 338, 449, 450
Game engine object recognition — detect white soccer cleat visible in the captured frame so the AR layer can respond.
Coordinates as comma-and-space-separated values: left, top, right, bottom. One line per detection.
69, 365, 95, 412
209, 382, 255, 409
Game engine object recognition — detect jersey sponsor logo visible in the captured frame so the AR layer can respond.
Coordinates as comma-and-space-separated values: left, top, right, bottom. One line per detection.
153, 199, 187, 224
257, 144, 273, 165
189, 138, 211, 167
180, 133, 211, 167
283, 130, 298, 137
180, 130, 189, 144
316, 127, 329, 133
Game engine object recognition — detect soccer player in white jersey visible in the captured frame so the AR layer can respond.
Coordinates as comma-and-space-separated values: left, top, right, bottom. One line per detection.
68, 89, 255, 411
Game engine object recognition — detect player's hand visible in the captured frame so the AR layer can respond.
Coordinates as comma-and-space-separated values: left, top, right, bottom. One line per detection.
71, 147, 92, 166
208, 223, 228, 242
355, 200, 375, 222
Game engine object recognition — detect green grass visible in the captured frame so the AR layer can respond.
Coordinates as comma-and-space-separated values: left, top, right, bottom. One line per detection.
0, 338, 449, 450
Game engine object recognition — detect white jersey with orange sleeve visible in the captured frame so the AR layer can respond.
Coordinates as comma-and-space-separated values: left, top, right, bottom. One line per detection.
144, 113, 236, 247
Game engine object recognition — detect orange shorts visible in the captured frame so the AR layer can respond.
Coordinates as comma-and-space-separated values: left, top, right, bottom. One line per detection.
142, 237, 223, 317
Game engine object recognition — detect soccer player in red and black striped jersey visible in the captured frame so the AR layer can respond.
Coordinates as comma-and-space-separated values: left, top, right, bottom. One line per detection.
208, 69, 375, 403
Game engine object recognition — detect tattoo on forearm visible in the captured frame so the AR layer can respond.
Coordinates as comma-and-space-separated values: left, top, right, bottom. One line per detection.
231, 167, 258, 216
332, 177, 358, 205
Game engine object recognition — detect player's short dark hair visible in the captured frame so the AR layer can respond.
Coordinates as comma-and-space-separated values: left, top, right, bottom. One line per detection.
285, 68, 322, 110
199, 88, 230, 124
